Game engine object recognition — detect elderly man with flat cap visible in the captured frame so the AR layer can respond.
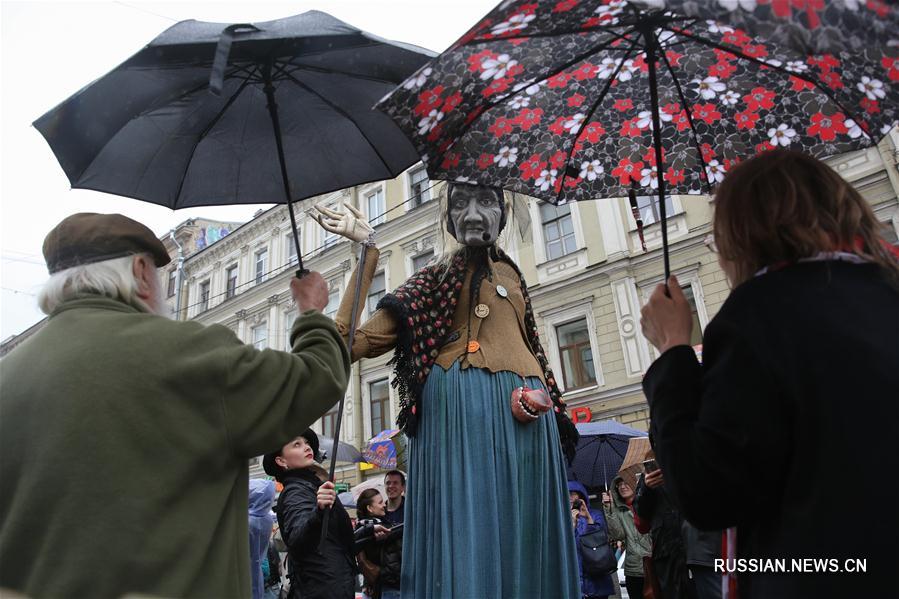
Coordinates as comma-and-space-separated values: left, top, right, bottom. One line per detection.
0, 213, 350, 599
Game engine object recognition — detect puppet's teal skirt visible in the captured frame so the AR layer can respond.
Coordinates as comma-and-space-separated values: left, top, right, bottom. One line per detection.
400, 362, 580, 599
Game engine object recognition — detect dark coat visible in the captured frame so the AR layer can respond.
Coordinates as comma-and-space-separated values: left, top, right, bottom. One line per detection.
643, 261, 899, 599
682, 522, 721, 568
633, 477, 695, 599
276, 469, 356, 599
353, 518, 403, 595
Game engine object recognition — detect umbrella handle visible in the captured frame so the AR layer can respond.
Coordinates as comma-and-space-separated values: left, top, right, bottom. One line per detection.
319, 243, 369, 548
295, 268, 309, 279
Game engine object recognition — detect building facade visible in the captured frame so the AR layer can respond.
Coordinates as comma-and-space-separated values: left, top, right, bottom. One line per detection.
165, 134, 899, 485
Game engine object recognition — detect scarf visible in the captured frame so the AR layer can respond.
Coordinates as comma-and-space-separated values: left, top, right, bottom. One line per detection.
376, 246, 579, 462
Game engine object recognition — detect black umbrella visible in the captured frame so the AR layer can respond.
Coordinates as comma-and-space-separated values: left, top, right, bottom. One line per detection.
567, 420, 643, 489
318, 435, 363, 463
34, 9, 434, 272
34, 10, 434, 547
377, 0, 898, 280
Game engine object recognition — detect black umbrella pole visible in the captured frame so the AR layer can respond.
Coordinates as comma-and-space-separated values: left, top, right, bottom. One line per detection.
319, 243, 369, 548
263, 68, 307, 277
286, 201, 306, 277
645, 40, 672, 289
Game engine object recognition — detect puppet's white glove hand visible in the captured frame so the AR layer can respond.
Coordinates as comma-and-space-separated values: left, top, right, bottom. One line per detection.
314, 202, 375, 244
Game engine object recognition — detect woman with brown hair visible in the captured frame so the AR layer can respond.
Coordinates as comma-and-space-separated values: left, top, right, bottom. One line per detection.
353, 488, 400, 599
639, 149, 898, 599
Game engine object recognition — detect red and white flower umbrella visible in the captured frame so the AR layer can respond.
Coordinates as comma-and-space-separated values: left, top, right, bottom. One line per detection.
378, 0, 898, 277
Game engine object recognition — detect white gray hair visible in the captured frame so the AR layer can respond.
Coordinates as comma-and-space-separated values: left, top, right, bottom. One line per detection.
38, 253, 160, 315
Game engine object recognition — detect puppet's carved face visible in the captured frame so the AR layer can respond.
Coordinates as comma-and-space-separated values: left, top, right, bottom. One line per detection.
447, 185, 503, 247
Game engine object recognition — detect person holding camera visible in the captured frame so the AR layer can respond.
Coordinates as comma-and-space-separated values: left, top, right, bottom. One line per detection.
354, 488, 403, 599
568, 481, 614, 599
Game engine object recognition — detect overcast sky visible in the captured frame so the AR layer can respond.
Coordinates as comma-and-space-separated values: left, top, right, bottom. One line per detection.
0, 0, 493, 340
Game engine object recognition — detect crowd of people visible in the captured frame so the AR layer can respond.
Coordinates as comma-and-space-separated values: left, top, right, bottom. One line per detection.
0, 150, 896, 599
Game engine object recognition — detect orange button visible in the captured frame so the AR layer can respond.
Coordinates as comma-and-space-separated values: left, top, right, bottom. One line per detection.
467, 341, 481, 353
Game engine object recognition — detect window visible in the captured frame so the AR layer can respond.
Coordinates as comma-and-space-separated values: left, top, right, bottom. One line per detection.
681, 285, 704, 347
284, 310, 297, 350
540, 202, 577, 260
199, 280, 210, 312
556, 319, 596, 390
324, 289, 340, 319
285, 233, 298, 266
321, 406, 339, 438
255, 249, 268, 284
412, 250, 435, 271
368, 272, 386, 314
367, 188, 386, 226
167, 270, 177, 298
635, 195, 675, 227
225, 265, 238, 299
409, 166, 431, 208
252, 323, 268, 350
369, 379, 390, 435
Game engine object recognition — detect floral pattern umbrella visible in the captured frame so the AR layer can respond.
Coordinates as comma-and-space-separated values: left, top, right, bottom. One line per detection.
362, 428, 402, 469
377, 0, 898, 276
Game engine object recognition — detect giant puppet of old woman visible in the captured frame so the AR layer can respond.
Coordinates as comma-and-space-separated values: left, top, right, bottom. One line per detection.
316, 183, 580, 599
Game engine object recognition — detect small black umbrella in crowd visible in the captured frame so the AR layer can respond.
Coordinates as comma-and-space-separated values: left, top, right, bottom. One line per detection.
567, 420, 644, 489
34, 10, 434, 546
377, 0, 898, 280
34, 10, 434, 273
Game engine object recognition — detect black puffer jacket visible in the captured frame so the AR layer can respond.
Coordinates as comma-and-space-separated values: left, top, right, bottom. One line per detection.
276, 469, 356, 599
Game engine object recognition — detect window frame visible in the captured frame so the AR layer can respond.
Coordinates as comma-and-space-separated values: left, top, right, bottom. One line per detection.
411, 249, 435, 272
167, 270, 177, 298
540, 300, 604, 394
638, 269, 709, 359
198, 279, 210, 312
225, 264, 238, 299
254, 248, 268, 285
362, 370, 393, 440
540, 202, 578, 261
367, 271, 386, 316
407, 165, 432, 209
368, 378, 391, 437
555, 318, 598, 391
365, 186, 386, 226
527, 199, 587, 270
324, 287, 340, 319
321, 405, 339, 438
285, 233, 299, 266
251, 322, 268, 350
634, 194, 677, 228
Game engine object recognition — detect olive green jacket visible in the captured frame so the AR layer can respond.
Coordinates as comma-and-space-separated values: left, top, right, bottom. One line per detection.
604, 475, 653, 577
0, 295, 350, 598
